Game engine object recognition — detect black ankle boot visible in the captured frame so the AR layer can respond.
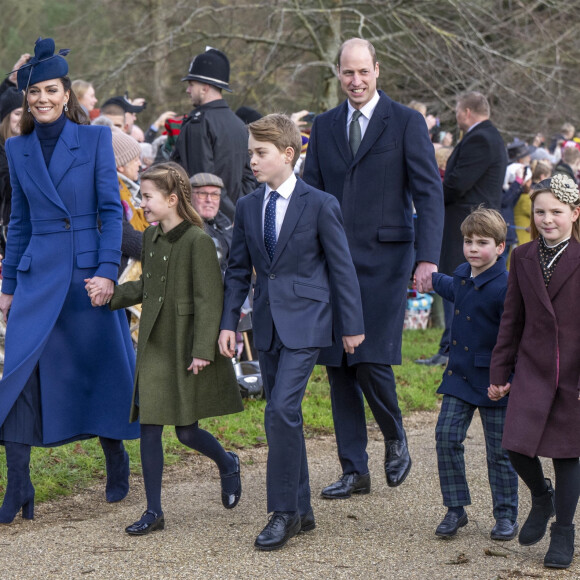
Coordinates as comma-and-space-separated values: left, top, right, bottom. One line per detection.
100, 437, 130, 503
0, 442, 35, 523
544, 523, 575, 569
518, 478, 555, 546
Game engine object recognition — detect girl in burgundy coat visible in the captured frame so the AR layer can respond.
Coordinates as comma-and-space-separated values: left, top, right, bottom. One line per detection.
489, 173, 580, 569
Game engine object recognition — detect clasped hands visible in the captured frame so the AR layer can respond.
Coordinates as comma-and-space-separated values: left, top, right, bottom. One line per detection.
488, 383, 511, 401
84, 276, 114, 307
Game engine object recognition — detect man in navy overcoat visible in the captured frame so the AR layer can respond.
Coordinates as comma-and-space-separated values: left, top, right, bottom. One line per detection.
303, 38, 444, 497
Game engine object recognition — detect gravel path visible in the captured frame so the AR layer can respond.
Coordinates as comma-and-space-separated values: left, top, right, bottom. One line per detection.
0, 411, 575, 579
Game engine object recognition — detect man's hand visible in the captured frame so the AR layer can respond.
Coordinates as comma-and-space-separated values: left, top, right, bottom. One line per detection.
219, 330, 237, 358
343, 334, 365, 354
152, 111, 177, 131
414, 261, 437, 293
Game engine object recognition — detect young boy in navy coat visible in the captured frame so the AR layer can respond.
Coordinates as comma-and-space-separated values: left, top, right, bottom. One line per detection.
432, 208, 518, 541
219, 114, 364, 551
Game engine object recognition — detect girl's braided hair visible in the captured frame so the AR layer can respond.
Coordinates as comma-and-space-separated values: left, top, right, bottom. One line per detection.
140, 162, 203, 228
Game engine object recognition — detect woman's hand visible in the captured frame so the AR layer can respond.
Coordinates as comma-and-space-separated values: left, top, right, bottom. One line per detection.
84, 276, 114, 307
188, 358, 211, 375
0, 293, 14, 322
488, 383, 511, 401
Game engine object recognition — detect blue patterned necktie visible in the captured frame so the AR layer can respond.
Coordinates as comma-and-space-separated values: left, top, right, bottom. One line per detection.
264, 190, 280, 260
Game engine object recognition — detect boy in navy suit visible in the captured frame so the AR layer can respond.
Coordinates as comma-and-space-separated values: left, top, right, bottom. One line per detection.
219, 114, 365, 551
432, 208, 518, 541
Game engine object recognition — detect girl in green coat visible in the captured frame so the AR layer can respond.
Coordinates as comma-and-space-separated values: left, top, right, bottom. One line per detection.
87, 162, 243, 535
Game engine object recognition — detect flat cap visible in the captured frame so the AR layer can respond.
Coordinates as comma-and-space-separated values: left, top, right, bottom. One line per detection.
190, 172, 224, 188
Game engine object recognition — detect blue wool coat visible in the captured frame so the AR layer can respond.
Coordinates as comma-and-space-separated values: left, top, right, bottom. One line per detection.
303, 91, 444, 365
0, 120, 139, 444
433, 256, 508, 407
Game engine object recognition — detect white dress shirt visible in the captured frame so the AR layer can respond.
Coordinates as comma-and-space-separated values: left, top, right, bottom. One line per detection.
346, 90, 380, 141
262, 173, 297, 239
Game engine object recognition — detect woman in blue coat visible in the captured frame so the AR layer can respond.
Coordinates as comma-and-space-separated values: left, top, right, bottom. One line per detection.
0, 38, 139, 523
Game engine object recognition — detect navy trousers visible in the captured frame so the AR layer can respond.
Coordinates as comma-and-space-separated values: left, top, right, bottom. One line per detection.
258, 329, 319, 515
327, 357, 404, 476
435, 395, 518, 521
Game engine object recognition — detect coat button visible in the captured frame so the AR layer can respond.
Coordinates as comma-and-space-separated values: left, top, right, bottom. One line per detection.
266, 300, 270, 305
474, 287, 479, 291
452, 340, 457, 345
466, 316, 471, 321
461, 280, 466, 285
143, 292, 148, 299
158, 296, 163, 303
64, 218, 71, 230
455, 309, 460, 315
146, 273, 151, 278
464, 346, 469, 351
269, 273, 276, 280
447, 370, 453, 376
149, 251, 154, 257
163, 256, 168, 261
161, 275, 166, 282
463, 376, 467, 380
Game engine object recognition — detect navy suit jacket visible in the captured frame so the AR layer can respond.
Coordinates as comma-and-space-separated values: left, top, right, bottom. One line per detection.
440, 119, 507, 274
433, 256, 508, 407
303, 91, 444, 365
220, 178, 364, 351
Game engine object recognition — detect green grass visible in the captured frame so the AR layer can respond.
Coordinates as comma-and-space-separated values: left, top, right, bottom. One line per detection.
0, 328, 444, 503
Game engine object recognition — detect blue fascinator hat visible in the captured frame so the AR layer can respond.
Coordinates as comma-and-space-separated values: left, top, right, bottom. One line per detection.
14, 38, 70, 92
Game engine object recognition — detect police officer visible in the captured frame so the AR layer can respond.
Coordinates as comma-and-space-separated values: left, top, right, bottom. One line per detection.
172, 48, 255, 220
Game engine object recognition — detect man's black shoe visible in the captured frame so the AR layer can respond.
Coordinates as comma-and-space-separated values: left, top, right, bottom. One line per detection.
300, 508, 316, 532
385, 438, 412, 487
320, 472, 371, 499
254, 511, 301, 551
435, 510, 468, 537
414, 353, 449, 366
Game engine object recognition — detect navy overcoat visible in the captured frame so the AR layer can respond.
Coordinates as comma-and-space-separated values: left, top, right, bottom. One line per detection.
303, 91, 444, 365
433, 257, 508, 407
0, 120, 138, 444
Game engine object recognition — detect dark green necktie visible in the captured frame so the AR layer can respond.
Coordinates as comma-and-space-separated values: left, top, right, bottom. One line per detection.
349, 110, 362, 156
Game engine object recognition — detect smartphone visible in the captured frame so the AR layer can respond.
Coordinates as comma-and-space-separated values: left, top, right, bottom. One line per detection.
304, 112, 316, 123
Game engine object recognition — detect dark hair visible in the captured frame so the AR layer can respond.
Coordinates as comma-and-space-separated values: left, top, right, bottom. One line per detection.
140, 162, 203, 228
460, 206, 507, 245
20, 76, 89, 135
100, 103, 125, 116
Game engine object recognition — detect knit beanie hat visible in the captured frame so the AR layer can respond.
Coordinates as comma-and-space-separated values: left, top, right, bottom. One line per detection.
111, 128, 141, 168
0, 88, 23, 123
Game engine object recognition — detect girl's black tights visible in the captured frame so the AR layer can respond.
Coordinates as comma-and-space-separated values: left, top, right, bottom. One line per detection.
508, 451, 580, 526
140, 422, 236, 515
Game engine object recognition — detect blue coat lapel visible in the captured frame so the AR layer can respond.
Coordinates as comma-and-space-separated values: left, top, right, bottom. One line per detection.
250, 184, 271, 264
49, 120, 80, 190
353, 92, 391, 163
271, 180, 307, 266
22, 131, 67, 212
330, 102, 351, 166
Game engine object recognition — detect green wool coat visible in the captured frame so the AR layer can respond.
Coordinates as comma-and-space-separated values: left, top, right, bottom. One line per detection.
111, 220, 243, 425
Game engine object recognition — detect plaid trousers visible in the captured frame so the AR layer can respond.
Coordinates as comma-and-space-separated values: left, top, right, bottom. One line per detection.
435, 394, 518, 521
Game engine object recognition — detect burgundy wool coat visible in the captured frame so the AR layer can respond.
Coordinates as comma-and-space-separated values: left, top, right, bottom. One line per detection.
490, 237, 580, 458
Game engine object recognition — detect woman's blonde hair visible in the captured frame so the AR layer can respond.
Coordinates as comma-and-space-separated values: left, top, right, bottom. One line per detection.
140, 162, 203, 228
